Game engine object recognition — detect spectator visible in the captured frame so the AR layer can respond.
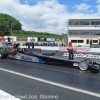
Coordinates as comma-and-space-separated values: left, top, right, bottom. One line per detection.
25, 42, 30, 48
31, 42, 34, 49
8, 37, 10, 42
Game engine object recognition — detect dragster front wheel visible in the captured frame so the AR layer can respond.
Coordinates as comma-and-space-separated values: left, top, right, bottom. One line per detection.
79, 61, 89, 71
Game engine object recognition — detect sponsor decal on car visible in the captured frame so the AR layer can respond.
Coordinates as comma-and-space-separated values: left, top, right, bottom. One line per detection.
63, 53, 100, 59
15, 54, 21, 59
21, 56, 32, 61
73, 63, 79, 66
16, 53, 39, 62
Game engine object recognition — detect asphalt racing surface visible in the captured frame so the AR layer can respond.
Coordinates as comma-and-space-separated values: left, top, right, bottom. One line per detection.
0, 58, 100, 100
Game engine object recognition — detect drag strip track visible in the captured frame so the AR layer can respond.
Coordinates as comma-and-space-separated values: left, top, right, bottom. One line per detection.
0, 59, 100, 100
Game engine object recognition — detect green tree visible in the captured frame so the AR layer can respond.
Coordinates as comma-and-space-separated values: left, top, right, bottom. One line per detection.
90, 39, 92, 45
0, 13, 22, 35
99, 41, 100, 45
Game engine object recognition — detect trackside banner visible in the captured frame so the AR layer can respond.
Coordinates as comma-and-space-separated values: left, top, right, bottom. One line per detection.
0, 36, 4, 38
59, 47, 90, 52
27, 37, 38, 42
4, 36, 17, 41
59, 47, 100, 52
46, 38, 55, 42
63, 53, 100, 59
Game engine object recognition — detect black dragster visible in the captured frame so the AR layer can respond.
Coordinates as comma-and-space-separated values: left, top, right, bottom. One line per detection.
0, 41, 99, 74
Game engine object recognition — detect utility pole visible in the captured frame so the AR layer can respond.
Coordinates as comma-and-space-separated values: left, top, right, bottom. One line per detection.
9, 22, 12, 36
10, 22, 12, 36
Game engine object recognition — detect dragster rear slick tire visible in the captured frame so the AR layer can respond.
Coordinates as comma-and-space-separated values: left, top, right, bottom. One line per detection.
0, 48, 8, 59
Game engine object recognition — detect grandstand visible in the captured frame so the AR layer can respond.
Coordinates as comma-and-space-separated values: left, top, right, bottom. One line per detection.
67, 18, 100, 46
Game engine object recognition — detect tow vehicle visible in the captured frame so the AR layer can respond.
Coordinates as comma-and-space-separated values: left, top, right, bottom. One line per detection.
0, 41, 99, 74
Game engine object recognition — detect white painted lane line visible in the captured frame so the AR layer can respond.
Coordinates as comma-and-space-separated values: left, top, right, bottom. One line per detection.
0, 67, 100, 98
0, 90, 21, 100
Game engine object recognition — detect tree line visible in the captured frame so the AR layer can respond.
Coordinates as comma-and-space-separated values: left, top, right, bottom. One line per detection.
0, 13, 66, 39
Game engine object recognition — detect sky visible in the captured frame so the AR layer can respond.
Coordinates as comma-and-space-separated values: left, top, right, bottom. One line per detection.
0, 0, 100, 34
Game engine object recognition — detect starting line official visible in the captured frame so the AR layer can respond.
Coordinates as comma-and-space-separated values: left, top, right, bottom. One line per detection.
67, 42, 74, 60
